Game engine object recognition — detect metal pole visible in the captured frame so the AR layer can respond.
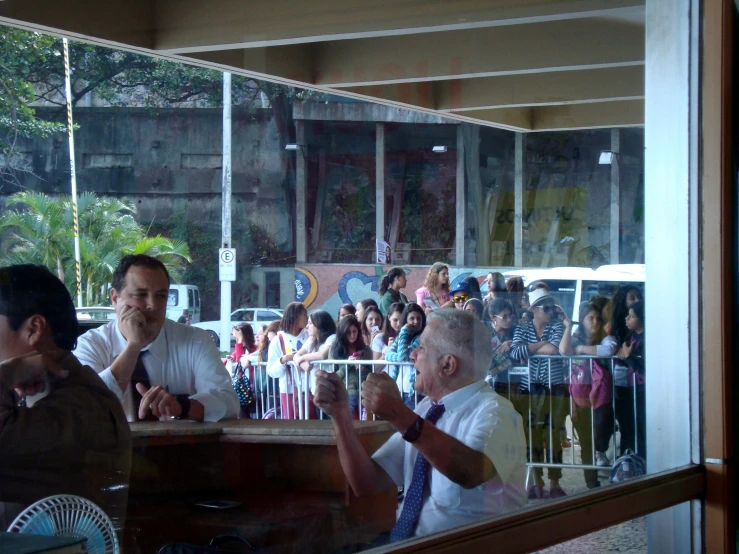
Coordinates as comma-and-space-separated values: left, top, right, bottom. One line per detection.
62, 39, 82, 308
220, 72, 232, 353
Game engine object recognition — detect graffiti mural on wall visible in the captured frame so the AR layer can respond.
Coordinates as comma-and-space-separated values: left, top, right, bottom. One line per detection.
294, 264, 505, 317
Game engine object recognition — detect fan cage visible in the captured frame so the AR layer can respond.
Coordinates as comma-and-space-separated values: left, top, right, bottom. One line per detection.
7, 494, 119, 554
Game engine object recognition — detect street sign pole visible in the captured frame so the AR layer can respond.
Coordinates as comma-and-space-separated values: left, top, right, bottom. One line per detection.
220, 72, 232, 353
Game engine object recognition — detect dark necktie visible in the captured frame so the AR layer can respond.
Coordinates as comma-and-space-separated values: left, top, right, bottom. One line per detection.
130, 352, 156, 421
389, 402, 446, 542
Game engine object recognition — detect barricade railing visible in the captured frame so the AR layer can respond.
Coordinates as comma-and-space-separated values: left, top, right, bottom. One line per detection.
245, 359, 419, 421
245, 354, 644, 483
499, 354, 644, 484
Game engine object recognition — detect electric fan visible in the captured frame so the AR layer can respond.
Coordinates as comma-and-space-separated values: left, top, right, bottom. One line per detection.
7, 494, 119, 554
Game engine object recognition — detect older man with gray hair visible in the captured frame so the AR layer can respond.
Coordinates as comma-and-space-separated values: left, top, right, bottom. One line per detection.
313, 309, 527, 543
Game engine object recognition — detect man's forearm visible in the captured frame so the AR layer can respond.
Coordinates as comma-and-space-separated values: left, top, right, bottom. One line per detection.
332, 409, 392, 497
110, 343, 142, 393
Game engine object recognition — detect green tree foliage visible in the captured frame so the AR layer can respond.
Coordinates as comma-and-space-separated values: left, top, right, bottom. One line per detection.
0, 191, 190, 305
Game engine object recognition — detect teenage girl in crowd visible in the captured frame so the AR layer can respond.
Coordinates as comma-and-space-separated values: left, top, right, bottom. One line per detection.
482, 271, 507, 306
510, 288, 568, 500
559, 299, 615, 488
603, 285, 644, 460
338, 303, 355, 321
415, 262, 451, 313
355, 298, 379, 323
226, 322, 256, 364
505, 276, 528, 324
330, 315, 373, 419
385, 302, 427, 408
618, 299, 646, 461
254, 320, 280, 410
372, 302, 403, 361
377, 267, 409, 316
292, 310, 337, 420
360, 306, 384, 350
267, 302, 308, 420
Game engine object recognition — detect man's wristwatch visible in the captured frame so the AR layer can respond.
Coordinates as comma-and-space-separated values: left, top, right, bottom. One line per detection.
174, 394, 191, 420
402, 415, 425, 443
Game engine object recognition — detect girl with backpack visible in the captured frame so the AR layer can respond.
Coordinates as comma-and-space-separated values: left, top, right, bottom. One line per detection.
266, 302, 308, 420
559, 299, 615, 488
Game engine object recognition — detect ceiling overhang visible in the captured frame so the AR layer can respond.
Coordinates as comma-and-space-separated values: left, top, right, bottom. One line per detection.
0, 0, 645, 132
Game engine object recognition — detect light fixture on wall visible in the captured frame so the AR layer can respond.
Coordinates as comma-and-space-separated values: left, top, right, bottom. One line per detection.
598, 151, 619, 165
285, 143, 308, 155
432, 145, 447, 153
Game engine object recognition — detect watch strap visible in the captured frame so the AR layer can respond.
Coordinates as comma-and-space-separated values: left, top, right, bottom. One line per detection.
174, 394, 191, 420
402, 415, 424, 443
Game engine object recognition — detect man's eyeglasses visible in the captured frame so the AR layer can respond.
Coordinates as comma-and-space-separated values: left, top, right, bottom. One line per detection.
534, 304, 555, 313
453, 295, 469, 303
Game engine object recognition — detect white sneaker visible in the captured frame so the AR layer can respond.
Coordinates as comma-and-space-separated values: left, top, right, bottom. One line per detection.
596, 451, 611, 467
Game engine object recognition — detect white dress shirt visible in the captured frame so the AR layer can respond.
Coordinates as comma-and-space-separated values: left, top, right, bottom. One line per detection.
73, 319, 239, 422
372, 381, 527, 538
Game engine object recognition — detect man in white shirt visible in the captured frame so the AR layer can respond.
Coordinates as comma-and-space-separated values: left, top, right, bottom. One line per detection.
74, 255, 239, 422
313, 309, 527, 542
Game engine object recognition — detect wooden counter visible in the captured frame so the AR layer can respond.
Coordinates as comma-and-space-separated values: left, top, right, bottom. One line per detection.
125, 420, 397, 554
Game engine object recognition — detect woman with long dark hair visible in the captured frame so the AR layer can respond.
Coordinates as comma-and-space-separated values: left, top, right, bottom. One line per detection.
377, 267, 409, 316
292, 310, 337, 419
226, 322, 256, 364
360, 306, 384, 350
266, 302, 308, 420
330, 315, 372, 419
415, 262, 451, 313
385, 302, 427, 408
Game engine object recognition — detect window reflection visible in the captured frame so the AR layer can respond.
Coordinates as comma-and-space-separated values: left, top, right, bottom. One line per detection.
0, 25, 654, 554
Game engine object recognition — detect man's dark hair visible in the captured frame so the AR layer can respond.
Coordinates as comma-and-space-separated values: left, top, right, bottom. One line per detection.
111, 255, 170, 292
0, 265, 78, 350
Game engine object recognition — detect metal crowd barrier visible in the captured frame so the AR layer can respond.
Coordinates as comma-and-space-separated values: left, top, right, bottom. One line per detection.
243, 355, 644, 481
500, 354, 644, 480
244, 360, 419, 421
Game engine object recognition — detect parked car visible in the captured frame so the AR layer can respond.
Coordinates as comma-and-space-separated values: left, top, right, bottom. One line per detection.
503, 264, 645, 323
75, 306, 117, 321
193, 308, 284, 344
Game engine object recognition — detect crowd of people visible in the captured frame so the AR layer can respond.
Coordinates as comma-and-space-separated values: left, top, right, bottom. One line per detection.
0, 257, 645, 545
246, 264, 646, 502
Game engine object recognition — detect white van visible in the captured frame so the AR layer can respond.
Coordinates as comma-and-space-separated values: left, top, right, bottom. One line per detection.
166, 284, 201, 323
503, 264, 645, 323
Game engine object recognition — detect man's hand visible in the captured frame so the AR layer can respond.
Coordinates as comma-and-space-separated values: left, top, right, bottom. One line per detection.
313, 370, 349, 417
360, 372, 409, 427
118, 304, 149, 347
1, 351, 69, 397
136, 383, 182, 419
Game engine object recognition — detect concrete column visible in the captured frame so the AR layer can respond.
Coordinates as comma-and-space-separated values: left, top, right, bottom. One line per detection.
295, 119, 307, 263
376, 123, 385, 244
514, 132, 525, 267
455, 125, 465, 265
610, 128, 620, 265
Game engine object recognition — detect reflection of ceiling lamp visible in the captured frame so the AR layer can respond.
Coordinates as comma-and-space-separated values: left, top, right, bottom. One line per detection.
432, 145, 447, 153
598, 151, 619, 164
285, 143, 308, 155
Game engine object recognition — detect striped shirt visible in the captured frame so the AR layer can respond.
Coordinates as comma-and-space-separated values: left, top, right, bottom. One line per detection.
510, 321, 566, 388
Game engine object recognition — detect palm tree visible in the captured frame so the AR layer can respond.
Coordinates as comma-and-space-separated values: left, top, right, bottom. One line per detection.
0, 191, 191, 304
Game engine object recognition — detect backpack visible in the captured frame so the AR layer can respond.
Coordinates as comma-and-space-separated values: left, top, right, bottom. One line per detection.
568, 358, 613, 409
231, 361, 254, 407
609, 449, 646, 483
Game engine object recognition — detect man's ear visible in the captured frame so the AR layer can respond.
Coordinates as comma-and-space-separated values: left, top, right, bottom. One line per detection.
110, 287, 119, 306
441, 354, 459, 377
24, 314, 48, 347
